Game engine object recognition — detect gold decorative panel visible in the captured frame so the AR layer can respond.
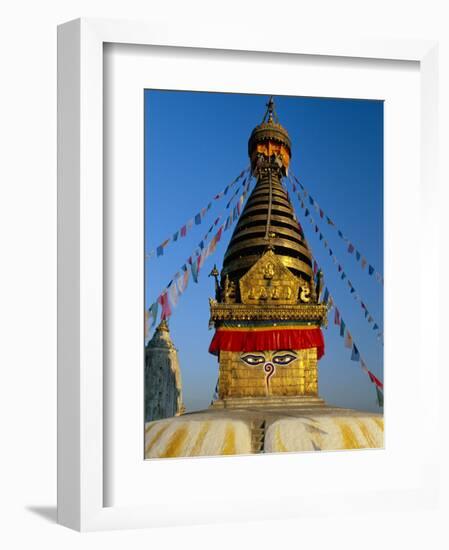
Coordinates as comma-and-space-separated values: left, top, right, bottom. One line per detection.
239, 250, 307, 305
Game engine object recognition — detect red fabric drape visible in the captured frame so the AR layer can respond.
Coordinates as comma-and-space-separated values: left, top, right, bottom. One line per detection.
209, 327, 325, 359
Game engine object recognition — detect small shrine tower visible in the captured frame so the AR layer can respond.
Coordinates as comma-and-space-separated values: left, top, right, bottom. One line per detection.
208, 97, 328, 407
145, 320, 184, 421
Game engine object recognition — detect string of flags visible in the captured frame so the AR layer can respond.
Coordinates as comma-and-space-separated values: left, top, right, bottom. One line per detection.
146, 167, 249, 259
290, 170, 384, 286
145, 177, 254, 331
286, 174, 383, 343
321, 286, 384, 407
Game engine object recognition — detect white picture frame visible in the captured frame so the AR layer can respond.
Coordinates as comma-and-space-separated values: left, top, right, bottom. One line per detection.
57, 17, 440, 531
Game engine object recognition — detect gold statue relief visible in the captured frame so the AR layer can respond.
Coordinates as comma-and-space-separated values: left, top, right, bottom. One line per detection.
264, 262, 275, 279
259, 287, 268, 300
284, 286, 292, 300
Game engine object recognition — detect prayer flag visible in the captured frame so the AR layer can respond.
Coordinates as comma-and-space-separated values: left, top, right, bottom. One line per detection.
344, 330, 353, 349
340, 319, 346, 337
341, 272, 346, 280
158, 292, 171, 320
309, 196, 314, 206
348, 243, 355, 254
338, 230, 343, 238
334, 308, 341, 326
313, 260, 318, 275
168, 282, 179, 307
351, 344, 360, 361
305, 208, 310, 217
323, 288, 329, 303
361, 257, 367, 269
216, 226, 224, 243
173, 231, 179, 242
191, 260, 199, 283
373, 323, 379, 330
156, 245, 164, 257
368, 371, 384, 389
368, 265, 375, 275
319, 208, 324, 218
360, 359, 369, 374
319, 232, 323, 241
375, 386, 384, 407
356, 251, 361, 261
148, 302, 158, 327
195, 213, 202, 225
180, 225, 187, 237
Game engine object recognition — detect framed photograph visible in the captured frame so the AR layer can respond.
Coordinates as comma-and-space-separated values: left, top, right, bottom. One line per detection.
58, 18, 439, 531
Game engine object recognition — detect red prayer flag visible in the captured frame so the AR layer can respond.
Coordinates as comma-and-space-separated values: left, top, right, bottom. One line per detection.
158, 292, 172, 320
368, 371, 384, 389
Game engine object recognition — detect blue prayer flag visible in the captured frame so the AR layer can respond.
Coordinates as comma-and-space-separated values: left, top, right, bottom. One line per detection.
351, 344, 360, 361
191, 261, 199, 283
195, 213, 202, 225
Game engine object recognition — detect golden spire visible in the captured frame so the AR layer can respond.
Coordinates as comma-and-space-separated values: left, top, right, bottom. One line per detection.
221, 97, 313, 295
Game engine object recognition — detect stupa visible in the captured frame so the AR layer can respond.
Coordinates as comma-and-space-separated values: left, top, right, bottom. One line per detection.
145, 320, 184, 422
144, 98, 383, 459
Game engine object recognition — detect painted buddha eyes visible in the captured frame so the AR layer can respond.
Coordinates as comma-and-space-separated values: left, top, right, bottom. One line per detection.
241, 352, 297, 366
272, 353, 297, 365
241, 354, 265, 366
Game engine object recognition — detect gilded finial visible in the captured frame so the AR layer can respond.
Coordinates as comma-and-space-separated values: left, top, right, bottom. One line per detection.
157, 319, 170, 332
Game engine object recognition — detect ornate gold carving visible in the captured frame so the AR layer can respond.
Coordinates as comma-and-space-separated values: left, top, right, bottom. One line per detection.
300, 284, 311, 303
239, 251, 300, 306
210, 302, 328, 325
223, 274, 236, 304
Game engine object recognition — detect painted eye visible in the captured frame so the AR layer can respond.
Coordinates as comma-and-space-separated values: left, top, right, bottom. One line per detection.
241, 354, 265, 366
273, 354, 297, 365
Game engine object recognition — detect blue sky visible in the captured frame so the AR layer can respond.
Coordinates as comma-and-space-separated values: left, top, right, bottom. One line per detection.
145, 90, 383, 413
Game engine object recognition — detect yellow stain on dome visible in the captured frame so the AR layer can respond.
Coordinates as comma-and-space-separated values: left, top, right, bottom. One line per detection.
338, 421, 362, 450
145, 423, 170, 455
222, 424, 236, 455
191, 422, 211, 456
275, 425, 288, 453
373, 417, 384, 431
357, 419, 377, 448
159, 425, 189, 458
